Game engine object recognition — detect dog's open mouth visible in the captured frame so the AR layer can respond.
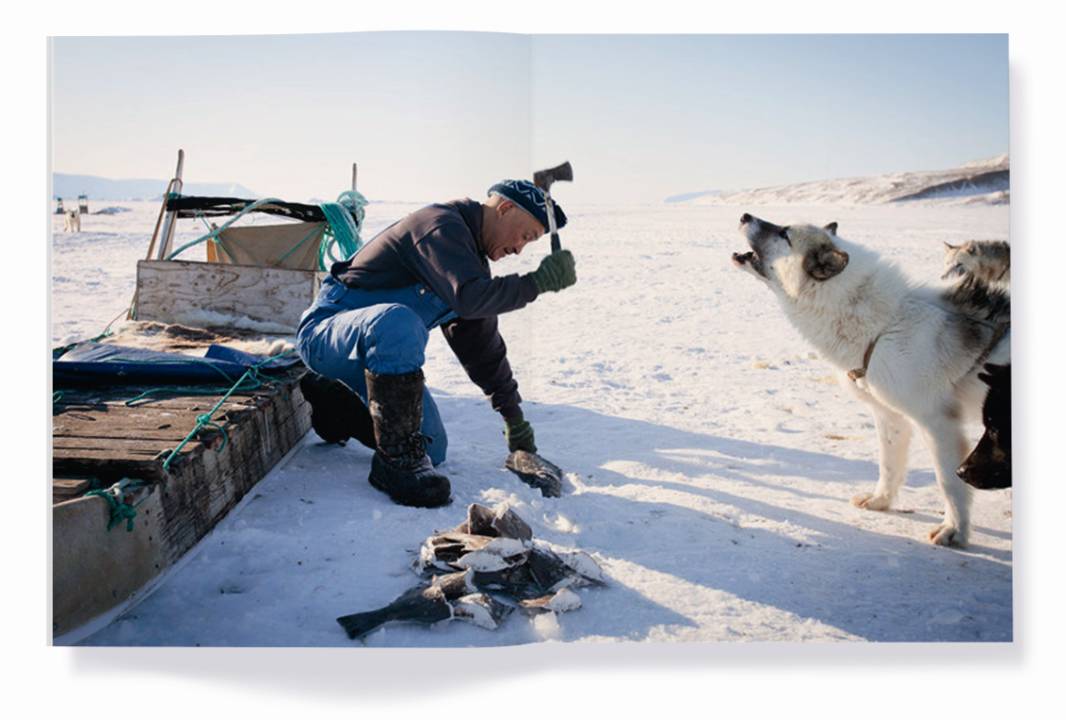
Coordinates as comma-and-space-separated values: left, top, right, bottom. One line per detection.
732, 250, 765, 276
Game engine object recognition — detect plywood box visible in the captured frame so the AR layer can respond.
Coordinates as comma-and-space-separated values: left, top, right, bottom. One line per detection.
134, 259, 327, 333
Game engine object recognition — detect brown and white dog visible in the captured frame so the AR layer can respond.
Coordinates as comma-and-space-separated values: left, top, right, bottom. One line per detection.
942, 240, 1010, 289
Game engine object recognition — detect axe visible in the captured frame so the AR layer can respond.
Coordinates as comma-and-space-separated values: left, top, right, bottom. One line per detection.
533, 161, 572, 253
503, 161, 574, 496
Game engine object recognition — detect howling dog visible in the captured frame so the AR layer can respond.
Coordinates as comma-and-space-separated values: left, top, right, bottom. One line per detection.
732, 214, 1009, 546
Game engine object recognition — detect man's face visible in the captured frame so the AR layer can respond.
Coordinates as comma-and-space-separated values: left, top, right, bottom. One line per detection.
484, 200, 546, 262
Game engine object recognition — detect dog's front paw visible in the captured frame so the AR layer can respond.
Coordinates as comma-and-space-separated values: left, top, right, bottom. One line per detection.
851, 493, 892, 511
928, 523, 968, 547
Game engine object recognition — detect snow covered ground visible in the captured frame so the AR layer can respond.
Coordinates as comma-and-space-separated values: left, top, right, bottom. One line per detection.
52, 197, 1012, 645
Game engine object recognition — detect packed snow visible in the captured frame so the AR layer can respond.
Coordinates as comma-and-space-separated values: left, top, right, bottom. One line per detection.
52, 193, 1012, 645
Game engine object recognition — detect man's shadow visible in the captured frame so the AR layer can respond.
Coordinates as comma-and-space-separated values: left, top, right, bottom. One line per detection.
431, 393, 1014, 643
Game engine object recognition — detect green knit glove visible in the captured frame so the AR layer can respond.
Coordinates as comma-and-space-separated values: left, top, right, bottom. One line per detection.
528, 250, 576, 294
504, 417, 537, 453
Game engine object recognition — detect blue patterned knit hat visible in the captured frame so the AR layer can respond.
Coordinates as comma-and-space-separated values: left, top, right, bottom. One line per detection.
487, 179, 567, 232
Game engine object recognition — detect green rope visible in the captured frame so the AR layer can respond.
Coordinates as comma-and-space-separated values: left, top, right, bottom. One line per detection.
92, 354, 257, 407
84, 479, 148, 532
192, 210, 237, 263
88, 329, 112, 343
123, 375, 262, 407
318, 190, 367, 269
197, 417, 230, 452
160, 374, 256, 472
274, 221, 327, 267
159, 350, 296, 473
167, 193, 365, 269
53, 306, 127, 359
165, 197, 286, 260
193, 209, 212, 235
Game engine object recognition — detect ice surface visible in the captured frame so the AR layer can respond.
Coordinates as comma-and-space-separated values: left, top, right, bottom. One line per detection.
55, 198, 1013, 646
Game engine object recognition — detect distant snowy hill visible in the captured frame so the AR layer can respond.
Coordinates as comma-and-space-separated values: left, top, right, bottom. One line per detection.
664, 190, 723, 204
669, 155, 1009, 206
52, 173, 259, 201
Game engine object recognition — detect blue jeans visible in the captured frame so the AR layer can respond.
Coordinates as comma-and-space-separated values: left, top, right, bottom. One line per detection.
296, 276, 458, 465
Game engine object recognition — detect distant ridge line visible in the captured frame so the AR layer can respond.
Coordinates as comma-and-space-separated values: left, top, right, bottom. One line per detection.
667, 155, 1010, 206
52, 173, 259, 201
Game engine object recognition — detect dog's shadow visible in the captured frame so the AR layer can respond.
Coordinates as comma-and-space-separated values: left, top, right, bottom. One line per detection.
436, 395, 1014, 643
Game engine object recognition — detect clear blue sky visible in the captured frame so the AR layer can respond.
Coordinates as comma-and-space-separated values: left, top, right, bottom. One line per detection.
51, 33, 1007, 204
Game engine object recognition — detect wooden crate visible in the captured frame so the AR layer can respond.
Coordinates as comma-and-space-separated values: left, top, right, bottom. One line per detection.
134, 259, 327, 332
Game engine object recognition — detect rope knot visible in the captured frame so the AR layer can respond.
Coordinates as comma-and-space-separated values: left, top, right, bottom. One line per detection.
85, 479, 147, 532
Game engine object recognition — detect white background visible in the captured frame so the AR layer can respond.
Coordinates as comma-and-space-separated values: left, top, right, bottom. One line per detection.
11, 0, 1064, 716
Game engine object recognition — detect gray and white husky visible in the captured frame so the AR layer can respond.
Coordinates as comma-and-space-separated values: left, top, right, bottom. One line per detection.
942, 240, 1010, 288
732, 214, 1009, 546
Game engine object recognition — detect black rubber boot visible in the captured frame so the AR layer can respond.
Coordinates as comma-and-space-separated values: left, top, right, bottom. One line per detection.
365, 369, 451, 508
298, 371, 376, 449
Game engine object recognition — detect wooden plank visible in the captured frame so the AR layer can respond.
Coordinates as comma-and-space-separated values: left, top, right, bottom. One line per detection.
51, 405, 298, 450
54, 429, 220, 443
52, 455, 164, 483
52, 365, 313, 637
54, 410, 216, 441
135, 259, 327, 332
53, 478, 91, 503
54, 436, 197, 453
53, 405, 254, 442
55, 396, 258, 415
52, 391, 303, 471
54, 393, 261, 414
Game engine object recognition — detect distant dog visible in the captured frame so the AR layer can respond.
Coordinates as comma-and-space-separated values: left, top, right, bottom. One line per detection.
733, 213, 1009, 546
942, 240, 1010, 288
957, 363, 1011, 490
64, 209, 81, 233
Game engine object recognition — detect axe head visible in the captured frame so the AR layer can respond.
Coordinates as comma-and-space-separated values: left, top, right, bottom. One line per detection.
533, 161, 573, 193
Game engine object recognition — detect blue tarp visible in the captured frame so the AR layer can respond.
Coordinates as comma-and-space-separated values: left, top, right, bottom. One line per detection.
52, 342, 300, 387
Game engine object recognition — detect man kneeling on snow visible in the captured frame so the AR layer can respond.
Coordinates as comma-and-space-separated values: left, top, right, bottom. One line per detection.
297, 180, 576, 507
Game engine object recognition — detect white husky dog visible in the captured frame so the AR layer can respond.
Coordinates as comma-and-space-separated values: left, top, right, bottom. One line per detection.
732, 213, 1009, 546
64, 208, 81, 233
